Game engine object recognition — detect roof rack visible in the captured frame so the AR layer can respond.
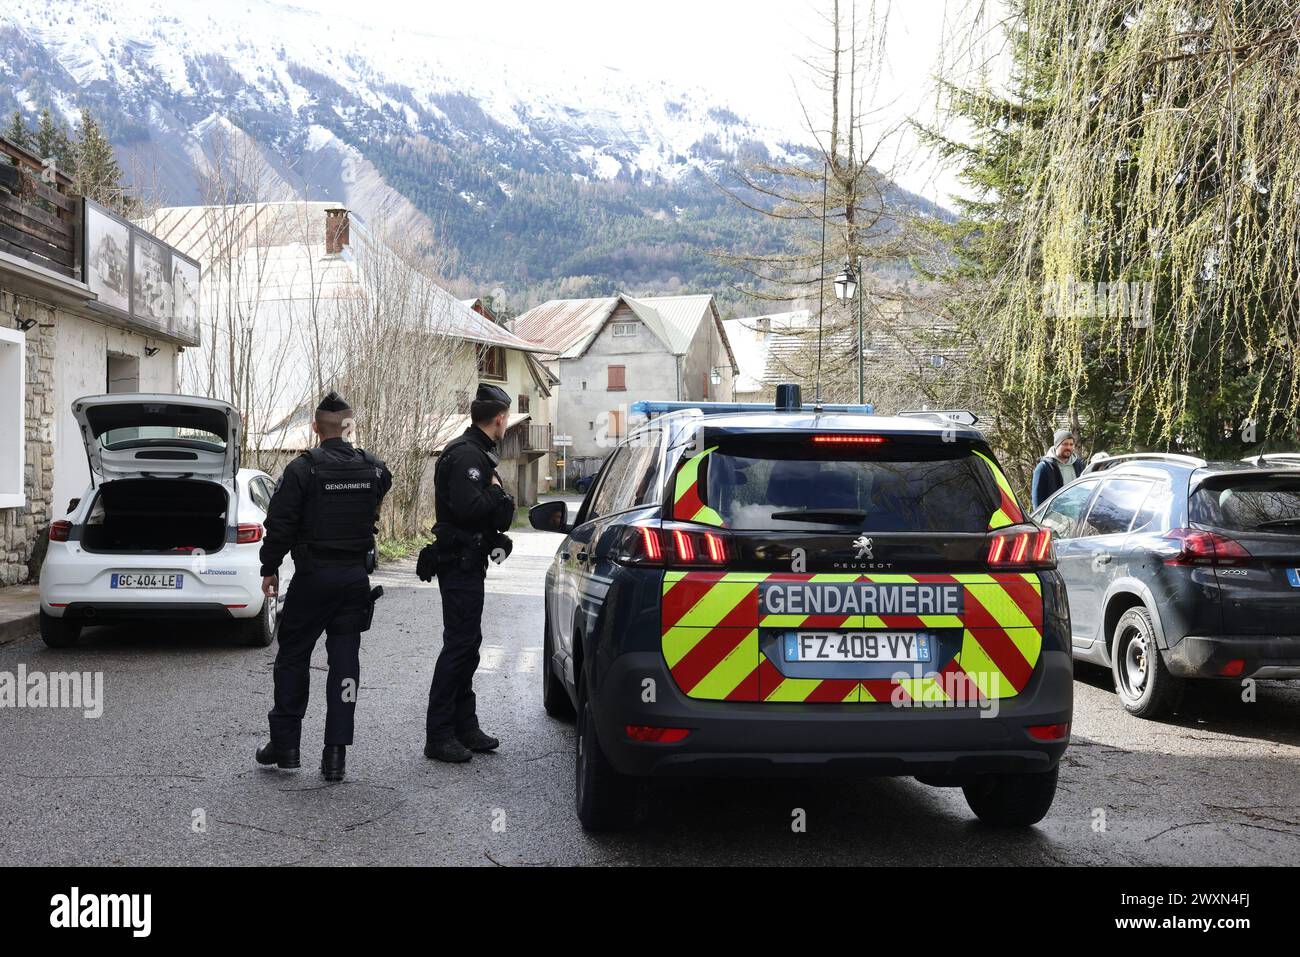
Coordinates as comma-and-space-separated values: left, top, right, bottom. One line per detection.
898, 409, 979, 427
1083, 452, 1208, 475
1241, 453, 1300, 467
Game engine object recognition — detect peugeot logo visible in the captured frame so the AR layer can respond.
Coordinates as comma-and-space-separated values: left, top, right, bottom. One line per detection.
853, 535, 874, 560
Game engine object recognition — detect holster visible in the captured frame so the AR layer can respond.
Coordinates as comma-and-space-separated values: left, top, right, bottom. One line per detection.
361, 585, 384, 632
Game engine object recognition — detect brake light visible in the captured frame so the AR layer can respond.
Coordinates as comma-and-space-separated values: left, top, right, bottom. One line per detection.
616, 524, 731, 567
1218, 659, 1246, 678
639, 526, 662, 561
672, 528, 695, 562
237, 523, 263, 544
986, 526, 1055, 570
625, 724, 691, 743
49, 520, 72, 542
812, 434, 886, 445
1162, 528, 1252, 566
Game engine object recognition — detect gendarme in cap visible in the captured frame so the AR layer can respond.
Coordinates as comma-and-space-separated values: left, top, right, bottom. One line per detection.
317, 390, 351, 413
475, 383, 510, 406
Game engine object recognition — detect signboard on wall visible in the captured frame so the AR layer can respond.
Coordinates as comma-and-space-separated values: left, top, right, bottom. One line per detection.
82, 198, 201, 346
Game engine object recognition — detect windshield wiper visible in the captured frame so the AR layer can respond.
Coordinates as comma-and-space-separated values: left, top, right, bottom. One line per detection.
1254, 518, 1300, 530
770, 508, 868, 524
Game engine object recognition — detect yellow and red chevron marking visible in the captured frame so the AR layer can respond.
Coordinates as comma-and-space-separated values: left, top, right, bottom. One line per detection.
660, 571, 1043, 703
671, 447, 725, 526
974, 450, 1026, 530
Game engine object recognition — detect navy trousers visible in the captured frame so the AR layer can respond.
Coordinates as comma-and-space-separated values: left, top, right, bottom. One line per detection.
268, 562, 370, 749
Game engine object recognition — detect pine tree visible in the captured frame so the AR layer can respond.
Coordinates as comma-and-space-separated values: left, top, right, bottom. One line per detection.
70, 108, 134, 215
4, 109, 28, 148
34, 108, 71, 169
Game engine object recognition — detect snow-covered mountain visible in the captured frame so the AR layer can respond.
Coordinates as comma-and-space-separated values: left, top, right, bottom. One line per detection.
0, 0, 934, 303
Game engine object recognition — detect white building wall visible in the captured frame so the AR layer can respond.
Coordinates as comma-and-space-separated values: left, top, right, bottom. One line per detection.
51, 316, 179, 518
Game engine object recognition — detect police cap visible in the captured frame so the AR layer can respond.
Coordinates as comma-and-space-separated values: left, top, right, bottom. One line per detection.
475, 383, 511, 407
317, 390, 351, 413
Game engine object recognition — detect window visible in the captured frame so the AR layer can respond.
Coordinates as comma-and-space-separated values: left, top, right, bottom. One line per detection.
586, 447, 634, 521
1079, 478, 1152, 537
476, 344, 506, 380
1191, 475, 1300, 533
518, 394, 530, 414
0, 328, 25, 509
607, 365, 626, 391
612, 322, 638, 337
1037, 479, 1098, 539
930, 355, 945, 369
628, 428, 663, 506
607, 409, 626, 440
1131, 481, 1172, 533
701, 441, 1002, 533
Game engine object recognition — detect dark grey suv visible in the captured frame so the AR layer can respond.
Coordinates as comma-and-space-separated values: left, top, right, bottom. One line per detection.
1032, 454, 1300, 718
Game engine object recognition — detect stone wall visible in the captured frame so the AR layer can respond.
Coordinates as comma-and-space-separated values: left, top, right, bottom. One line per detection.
0, 288, 56, 585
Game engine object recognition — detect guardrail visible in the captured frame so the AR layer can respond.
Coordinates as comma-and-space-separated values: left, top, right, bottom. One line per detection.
0, 136, 82, 279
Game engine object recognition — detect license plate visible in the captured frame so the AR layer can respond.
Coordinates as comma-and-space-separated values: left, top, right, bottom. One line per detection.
783, 631, 931, 663
110, 572, 184, 590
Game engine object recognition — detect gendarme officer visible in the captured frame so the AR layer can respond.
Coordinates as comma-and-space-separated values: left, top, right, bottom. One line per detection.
422, 383, 515, 763
255, 391, 392, 782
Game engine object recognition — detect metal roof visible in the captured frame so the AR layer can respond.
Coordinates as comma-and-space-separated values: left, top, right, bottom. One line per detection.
136, 202, 545, 353
513, 293, 736, 369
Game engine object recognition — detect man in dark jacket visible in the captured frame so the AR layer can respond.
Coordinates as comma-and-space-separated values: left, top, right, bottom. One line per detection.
424, 383, 516, 763
254, 391, 392, 782
1031, 429, 1086, 509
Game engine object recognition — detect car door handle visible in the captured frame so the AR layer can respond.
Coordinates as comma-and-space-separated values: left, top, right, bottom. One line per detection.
1095, 554, 1112, 564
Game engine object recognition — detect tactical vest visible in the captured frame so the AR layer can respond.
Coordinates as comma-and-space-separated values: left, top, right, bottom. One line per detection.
299, 446, 384, 554
434, 434, 499, 531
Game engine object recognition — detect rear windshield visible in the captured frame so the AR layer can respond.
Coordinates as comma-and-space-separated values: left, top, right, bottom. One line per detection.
700, 439, 1002, 533
1192, 475, 1300, 533
100, 427, 227, 451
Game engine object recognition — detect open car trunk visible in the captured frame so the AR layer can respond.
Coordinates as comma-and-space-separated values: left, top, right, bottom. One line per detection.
80, 479, 230, 554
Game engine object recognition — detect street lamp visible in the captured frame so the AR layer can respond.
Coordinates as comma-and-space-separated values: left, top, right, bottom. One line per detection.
833, 262, 858, 302
833, 261, 866, 405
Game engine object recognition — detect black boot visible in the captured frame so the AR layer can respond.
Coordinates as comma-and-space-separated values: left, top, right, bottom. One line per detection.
321, 745, 346, 782
255, 742, 301, 769
456, 728, 500, 753
424, 737, 472, 763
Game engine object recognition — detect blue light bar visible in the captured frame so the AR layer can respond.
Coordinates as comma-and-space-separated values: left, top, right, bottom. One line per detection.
631, 400, 874, 416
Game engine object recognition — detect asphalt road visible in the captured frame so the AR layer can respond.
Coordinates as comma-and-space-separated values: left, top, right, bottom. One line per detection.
2, 524, 1299, 866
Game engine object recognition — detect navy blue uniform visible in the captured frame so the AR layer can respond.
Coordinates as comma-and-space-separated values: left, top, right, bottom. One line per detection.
426, 426, 514, 743
260, 437, 392, 749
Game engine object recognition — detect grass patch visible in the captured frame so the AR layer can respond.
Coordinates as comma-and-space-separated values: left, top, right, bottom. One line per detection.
376, 536, 426, 564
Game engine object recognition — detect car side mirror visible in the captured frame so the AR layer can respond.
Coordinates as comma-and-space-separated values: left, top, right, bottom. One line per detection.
529, 500, 571, 534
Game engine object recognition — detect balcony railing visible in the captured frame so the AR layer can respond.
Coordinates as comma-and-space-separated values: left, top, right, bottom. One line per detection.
0, 136, 81, 279
524, 423, 553, 452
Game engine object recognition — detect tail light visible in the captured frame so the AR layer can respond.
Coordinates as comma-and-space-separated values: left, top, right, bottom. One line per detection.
1162, 528, 1251, 566
49, 520, 72, 542
1026, 722, 1070, 742
986, 525, 1055, 570
614, 523, 731, 567
237, 523, 264, 544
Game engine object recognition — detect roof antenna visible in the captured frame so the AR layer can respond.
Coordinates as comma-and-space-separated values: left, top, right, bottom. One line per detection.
815, 162, 828, 406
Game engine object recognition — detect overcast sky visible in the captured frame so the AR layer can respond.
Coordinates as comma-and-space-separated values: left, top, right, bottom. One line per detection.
289, 0, 1000, 207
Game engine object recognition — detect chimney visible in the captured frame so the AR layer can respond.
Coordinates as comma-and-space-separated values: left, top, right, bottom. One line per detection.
325, 207, 350, 255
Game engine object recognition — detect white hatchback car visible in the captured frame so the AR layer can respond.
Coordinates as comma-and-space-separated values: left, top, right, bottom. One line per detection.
39, 393, 292, 649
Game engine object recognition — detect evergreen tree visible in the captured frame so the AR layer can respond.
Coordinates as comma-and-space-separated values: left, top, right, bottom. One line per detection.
4, 109, 28, 148
70, 108, 134, 215
33, 108, 71, 169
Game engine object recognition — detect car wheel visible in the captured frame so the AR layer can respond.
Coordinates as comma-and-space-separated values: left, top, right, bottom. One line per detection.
542, 610, 576, 720
39, 610, 81, 649
240, 597, 277, 648
574, 666, 641, 831
962, 766, 1059, 827
1111, 606, 1182, 718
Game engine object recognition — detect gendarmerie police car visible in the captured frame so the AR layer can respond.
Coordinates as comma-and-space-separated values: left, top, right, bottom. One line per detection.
530, 385, 1072, 830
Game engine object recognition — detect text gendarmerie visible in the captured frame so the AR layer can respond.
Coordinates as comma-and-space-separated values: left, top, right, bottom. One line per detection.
759, 581, 964, 617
